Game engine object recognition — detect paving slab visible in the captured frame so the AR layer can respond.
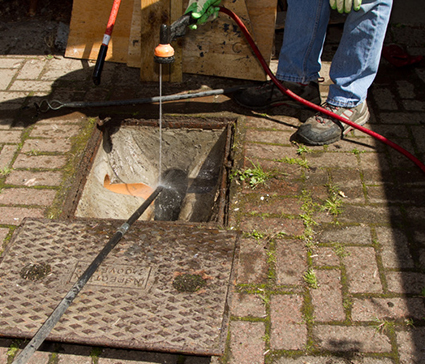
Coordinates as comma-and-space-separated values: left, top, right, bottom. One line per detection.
270, 294, 307, 351
313, 325, 392, 353
229, 321, 265, 364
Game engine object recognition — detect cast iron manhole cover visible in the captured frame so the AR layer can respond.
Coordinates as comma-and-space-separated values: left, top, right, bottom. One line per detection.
0, 218, 239, 356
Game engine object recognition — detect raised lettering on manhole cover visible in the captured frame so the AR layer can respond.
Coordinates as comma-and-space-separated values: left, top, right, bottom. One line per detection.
69, 263, 155, 290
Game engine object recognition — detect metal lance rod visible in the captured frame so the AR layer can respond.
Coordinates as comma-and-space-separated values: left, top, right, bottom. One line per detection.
13, 186, 164, 364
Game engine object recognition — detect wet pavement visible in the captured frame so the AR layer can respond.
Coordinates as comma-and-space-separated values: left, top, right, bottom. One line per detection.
0, 6, 425, 364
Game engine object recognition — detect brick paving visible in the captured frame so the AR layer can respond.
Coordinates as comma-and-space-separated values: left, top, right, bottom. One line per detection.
0, 13, 425, 364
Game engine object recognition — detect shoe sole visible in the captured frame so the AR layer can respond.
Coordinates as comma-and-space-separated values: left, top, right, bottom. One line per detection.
295, 108, 370, 146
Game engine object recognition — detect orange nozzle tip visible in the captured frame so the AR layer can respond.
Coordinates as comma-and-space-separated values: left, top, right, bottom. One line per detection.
154, 43, 175, 58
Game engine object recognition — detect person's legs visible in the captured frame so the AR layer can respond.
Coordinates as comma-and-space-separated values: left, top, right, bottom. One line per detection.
327, 0, 393, 107
295, 0, 393, 145
233, 0, 328, 109
277, 0, 331, 83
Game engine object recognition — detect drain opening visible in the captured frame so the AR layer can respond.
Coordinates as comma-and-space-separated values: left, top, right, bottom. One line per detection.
73, 118, 233, 224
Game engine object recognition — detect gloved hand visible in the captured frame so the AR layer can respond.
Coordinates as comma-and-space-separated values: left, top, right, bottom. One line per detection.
329, 0, 362, 13
185, 0, 222, 29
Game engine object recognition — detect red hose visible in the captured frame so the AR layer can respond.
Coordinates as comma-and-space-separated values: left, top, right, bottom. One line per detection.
219, 7, 425, 174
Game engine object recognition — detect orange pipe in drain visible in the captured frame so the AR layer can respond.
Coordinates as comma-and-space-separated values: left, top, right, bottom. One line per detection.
103, 174, 154, 200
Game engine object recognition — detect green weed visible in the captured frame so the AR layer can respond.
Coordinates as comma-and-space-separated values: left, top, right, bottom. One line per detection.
343, 297, 352, 311
245, 229, 265, 241
299, 190, 319, 246
257, 292, 270, 305
266, 250, 276, 265
28, 149, 40, 156
404, 318, 414, 327
275, 157, 309, 169
293, 142, 312, 155
351, 148, 365, 155
303, 309, 315, 325
373, 318, 394, 334
305, 239, 317, 252
231, 160, 274, 189
332, 242, 350, 258
7, 341, 20, 360
262, 332, 270, 343
320, 183, 344, 216
303, 269, 319, 289
0, 167, 12, 176
300, 213, 318, 228
90, 347, 103, 364
273, 231, 288, 239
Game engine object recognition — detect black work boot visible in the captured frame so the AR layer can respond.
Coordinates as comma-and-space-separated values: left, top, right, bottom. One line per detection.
233, 80, 321, 110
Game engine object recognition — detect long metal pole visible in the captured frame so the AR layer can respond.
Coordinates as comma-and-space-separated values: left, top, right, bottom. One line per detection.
13, 186, 163, 364
92, 0, 122, 85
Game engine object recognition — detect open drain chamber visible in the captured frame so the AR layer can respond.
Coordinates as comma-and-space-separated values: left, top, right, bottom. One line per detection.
73, 117, 234, 225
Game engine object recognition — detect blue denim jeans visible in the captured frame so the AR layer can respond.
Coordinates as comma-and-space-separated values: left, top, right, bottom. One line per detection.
276, 0, 393, 107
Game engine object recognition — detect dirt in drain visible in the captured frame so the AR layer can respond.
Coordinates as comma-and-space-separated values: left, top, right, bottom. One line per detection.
20, 262, 52, 281
173, 273, 207, 293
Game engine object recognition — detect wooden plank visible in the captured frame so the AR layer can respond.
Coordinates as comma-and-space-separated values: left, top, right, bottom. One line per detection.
127, 0, 142, 68
139, 0, 171, 82
169, 0, 184, 82
245, 0, 278, 65
65, 0, 134, 63
181, 0, 267, 81
65, 0, 278, 81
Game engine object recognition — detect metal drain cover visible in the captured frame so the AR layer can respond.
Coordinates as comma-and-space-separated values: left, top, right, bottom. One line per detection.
0, 218, 239, 356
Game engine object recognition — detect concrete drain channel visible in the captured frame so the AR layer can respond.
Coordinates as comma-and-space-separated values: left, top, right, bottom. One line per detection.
0, 117, 239, 357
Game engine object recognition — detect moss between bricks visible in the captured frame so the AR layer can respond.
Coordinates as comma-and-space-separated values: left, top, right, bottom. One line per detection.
45, 117, 97, 219
0, 226, 17, 257
47, 352, 59, 364
224, 119, 408, 363
89, 347, 103, 364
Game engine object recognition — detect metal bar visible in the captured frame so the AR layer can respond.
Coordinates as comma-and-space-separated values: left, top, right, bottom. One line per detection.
36, 86, 252, 112
217, 124, 233, 225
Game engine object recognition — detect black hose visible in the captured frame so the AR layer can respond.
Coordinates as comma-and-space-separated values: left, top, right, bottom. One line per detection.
35, 85, 251, 112
12, 186, 163, 364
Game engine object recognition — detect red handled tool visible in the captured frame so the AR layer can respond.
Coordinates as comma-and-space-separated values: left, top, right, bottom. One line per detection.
93, 0, 122, 85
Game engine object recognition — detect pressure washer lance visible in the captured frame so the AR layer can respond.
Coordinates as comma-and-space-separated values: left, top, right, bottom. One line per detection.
154, 12, 197, 64
12, 187, 163, 364
35, 85, 252, 112
154, 24, 175, 64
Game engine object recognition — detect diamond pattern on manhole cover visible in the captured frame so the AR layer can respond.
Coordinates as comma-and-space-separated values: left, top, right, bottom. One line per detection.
0, 218, 239, 356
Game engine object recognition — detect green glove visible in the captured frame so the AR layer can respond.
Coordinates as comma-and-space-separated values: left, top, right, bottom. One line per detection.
185, 0, 222, 29
329, 0, 362, 13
